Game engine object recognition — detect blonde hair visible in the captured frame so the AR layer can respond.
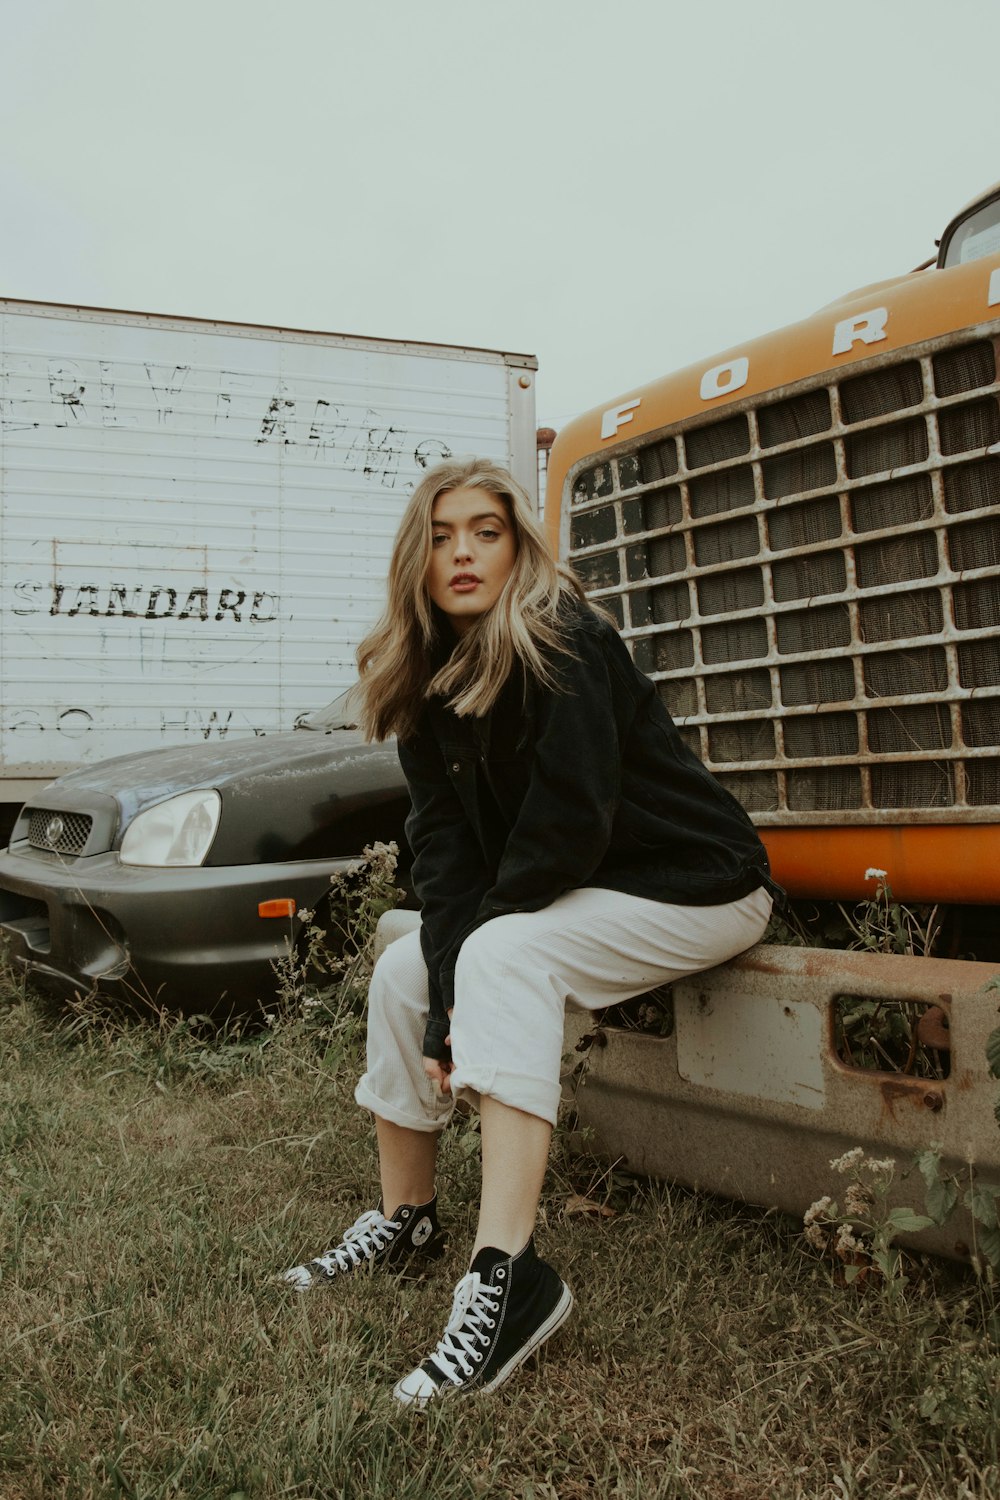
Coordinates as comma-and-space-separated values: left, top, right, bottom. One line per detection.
356, 457, 587, 741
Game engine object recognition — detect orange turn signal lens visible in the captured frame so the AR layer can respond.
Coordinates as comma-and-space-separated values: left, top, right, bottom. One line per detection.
258, 898, 297, 919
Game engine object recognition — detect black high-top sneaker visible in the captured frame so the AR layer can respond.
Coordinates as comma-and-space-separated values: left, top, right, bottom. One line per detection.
392, 1238, 573, 1405
281, 1196, 446, 1290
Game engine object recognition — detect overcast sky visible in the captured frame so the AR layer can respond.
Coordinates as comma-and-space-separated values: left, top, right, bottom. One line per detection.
2, 0, 998, 430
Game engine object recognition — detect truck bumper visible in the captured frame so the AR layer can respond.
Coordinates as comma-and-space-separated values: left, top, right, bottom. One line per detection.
0, 843, 353, 1011
573, 944, 1000, 1264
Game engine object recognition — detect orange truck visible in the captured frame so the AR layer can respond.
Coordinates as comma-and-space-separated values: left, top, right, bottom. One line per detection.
544, 181, 1000, 1261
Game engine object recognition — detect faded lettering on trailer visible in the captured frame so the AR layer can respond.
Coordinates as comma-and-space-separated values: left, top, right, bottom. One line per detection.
3, 359, 440, 488
0, 302, 536, 783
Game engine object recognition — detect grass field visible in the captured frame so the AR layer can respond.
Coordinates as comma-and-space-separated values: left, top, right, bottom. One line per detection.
2, 965, 1000, 1500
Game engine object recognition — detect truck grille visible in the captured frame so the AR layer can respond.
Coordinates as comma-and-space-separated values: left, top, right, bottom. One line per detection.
567, 328, 1000, 824
27, 809, 94, 855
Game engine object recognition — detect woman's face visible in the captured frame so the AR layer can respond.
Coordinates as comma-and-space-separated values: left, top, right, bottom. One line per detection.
426, 485, 518, 635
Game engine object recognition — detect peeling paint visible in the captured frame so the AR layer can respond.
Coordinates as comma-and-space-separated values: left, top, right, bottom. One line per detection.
11, 582, 279, 623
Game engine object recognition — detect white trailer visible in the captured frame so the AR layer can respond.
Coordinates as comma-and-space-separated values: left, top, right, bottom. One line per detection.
0, 299, 537, 819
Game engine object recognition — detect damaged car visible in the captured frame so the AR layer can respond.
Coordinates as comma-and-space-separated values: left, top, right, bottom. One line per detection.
0, 693, 410, 1012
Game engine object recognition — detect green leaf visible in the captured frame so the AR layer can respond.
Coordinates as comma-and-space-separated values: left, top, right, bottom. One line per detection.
986, 1023, 1000, 1079
915, 1145, 944, 1191
873, 1248, 900, 1278
964, 1184, 1000, 1229
843, 1262, 862, 1284
924, 1175, 959, 1226
886, 1208, 936, 1233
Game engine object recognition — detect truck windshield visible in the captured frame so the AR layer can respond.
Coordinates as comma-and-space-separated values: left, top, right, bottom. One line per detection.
941, 191, 1000, 267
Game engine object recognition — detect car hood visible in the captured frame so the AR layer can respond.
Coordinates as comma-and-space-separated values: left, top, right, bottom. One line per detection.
30, 728, 409, 866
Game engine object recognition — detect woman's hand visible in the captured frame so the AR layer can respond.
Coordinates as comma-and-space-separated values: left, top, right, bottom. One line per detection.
423, 1012, 454, 1093
423, 1053, 454, 1093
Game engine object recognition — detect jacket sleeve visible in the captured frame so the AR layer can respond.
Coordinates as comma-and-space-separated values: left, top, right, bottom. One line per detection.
397, 719, 492, 1060
474, 623, 628, 922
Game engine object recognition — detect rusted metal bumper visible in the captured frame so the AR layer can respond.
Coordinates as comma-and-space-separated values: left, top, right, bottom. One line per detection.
574, 944, 1000, 1262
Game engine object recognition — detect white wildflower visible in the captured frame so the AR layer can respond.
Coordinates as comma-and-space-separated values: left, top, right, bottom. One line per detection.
845, 1183, 874, 1217
830, 1147, 865, 1174
296, 907, 314, 922
804, 1195, 834, 1225
864, 867, 888, 882
864, 1157, 894, 1177
804, 1221, 829, 1250
836, 1221, 866, 1256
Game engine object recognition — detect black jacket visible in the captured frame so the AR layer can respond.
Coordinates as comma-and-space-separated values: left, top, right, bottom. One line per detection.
399, 601, 775, 1060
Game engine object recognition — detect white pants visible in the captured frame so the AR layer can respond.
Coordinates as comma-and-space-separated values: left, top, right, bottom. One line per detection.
354, 885, 772, 1130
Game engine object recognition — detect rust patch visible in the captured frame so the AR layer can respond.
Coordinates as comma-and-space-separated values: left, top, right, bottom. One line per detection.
740, 954, 787, 976
916, 1004, 951, 1052
879, 1075, 943, 1119
798, 951, 843, 980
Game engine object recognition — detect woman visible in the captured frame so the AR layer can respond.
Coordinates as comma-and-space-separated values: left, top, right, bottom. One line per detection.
283, 457, 778, 1406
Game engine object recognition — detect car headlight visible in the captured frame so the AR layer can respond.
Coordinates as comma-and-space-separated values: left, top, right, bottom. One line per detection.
119, 790, 222, 867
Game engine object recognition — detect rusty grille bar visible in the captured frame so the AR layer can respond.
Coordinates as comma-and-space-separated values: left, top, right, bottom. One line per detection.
566, 328, 1000, 825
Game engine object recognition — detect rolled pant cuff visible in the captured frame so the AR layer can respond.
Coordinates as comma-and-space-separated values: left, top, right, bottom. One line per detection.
450, 1064, 561, 1128
353, 1077, 452, 1133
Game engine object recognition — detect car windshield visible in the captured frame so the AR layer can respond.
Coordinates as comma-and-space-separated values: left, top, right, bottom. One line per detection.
297, 688, 360, 731
941, 192, 1000, 268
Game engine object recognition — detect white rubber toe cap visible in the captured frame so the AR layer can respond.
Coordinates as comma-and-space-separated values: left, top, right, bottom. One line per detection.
279, 1264, 315, 1291
392, 1366, 442, 1407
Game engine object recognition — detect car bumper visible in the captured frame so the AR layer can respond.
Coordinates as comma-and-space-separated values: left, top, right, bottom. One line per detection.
0, 843, 355, 1011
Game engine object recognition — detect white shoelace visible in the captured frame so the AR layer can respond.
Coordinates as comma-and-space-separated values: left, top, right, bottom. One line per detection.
427, 1271, 502, 1386
310, 1209, 401, 1276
